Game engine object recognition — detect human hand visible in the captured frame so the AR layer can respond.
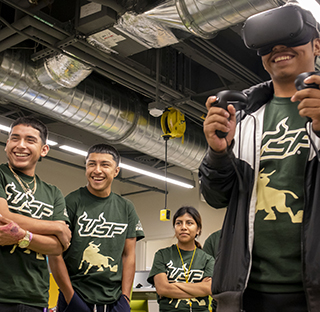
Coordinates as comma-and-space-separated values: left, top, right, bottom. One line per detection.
291, 74, 320, 132
203, 96, 237, 152
0, 214, 25, 246
55, 221, 71, 251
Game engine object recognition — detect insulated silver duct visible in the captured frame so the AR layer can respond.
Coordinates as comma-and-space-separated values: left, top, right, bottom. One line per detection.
142, 0, 285, 39
0, 51, 207, 172
36, 54, 93, 90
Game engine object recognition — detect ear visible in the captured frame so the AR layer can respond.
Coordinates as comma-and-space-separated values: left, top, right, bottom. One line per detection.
313, 38, 320, 56
40, 144, 50, 157
114, 166, 120, 178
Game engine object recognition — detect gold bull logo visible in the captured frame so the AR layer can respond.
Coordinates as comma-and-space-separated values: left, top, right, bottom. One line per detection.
79, 241, 118, 275
169, 298, 206, 308
256, 169, 303, 223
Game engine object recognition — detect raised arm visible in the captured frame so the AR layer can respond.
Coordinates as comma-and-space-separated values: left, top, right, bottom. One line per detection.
122, 237, 137, 302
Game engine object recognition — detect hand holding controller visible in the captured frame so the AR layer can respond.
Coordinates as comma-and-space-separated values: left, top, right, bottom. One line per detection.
295, 71, 320, 91
212, 90, 248, 138
294, 72, 320, 122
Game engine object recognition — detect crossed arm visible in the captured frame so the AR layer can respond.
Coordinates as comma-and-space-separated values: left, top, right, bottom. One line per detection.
0, 197, 71, 254
154, 273, 212, 299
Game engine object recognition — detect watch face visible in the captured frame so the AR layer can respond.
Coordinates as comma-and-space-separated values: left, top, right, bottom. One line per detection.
19, 239, 30, 248
18, 231, 31, 248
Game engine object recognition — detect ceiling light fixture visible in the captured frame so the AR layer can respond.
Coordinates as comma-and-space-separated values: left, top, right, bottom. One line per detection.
47, 140, 58, 146
120, 158, 195, 189
0, 125, 11, 132
59, 145, 88, 157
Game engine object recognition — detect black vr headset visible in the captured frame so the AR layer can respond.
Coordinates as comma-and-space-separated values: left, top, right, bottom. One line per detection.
242, 4, 320, 56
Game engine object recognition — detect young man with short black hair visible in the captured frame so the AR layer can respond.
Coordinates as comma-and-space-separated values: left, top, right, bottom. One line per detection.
49, 143, 145, 312
199, 4, 320, 311
0, 116, 71, 311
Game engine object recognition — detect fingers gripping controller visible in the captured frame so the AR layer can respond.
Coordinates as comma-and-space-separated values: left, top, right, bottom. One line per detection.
212, 90, 248, 138
295, 71, 320, 91
295, 71, 320, 121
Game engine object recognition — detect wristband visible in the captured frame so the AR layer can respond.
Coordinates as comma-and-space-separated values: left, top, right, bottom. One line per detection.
123, 294, 130, 302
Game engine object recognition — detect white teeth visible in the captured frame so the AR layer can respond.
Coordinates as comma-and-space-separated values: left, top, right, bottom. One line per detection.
274, 55, 292, 63
93, 177, 103, 181
15, 153, 28, 156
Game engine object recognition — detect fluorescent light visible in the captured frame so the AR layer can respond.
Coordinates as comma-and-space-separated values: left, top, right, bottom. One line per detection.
297, 0, 320, 23
0, 124, 11, 132
59, 145, 88, 156
120, 159, 195, 189
47, 139, 58, 146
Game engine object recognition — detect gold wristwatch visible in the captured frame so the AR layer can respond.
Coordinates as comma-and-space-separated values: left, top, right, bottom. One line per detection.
18, 231, 32, 248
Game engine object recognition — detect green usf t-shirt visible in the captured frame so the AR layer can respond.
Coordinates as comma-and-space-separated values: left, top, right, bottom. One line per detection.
0, 163, 68, 307
203, 230, 221, 259
249, 96, 309, 293
63, 187, 144, 305
147, 244, 214, 311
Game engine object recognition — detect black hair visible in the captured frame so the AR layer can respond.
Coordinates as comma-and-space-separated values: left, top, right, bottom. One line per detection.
173, 206, 202, 249
86, 143, 120, 166
10, 117, 48, 145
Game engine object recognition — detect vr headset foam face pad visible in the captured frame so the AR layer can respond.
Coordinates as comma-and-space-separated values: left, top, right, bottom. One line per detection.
242, 5, 318, 56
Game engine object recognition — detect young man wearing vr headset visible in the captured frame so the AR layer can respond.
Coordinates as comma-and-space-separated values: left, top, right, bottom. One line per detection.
199, 4, 320, 312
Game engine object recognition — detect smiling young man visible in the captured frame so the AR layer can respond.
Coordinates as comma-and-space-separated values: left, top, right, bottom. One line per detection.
0, 116, 71, 311
49, 143, 145, 312
199, 4, 320, 312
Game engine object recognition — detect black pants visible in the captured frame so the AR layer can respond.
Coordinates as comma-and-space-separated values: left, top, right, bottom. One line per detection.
57, 291, 131, 312
243, 288, 308, 312
0, 303, 44, 312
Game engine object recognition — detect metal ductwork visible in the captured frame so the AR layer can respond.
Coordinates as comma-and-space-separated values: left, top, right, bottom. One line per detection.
0, 51, 207, 172
128, 0, 286, 40
36, 54, 93, 90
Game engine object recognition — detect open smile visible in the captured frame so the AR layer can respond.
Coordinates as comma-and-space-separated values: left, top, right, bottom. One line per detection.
14, 152, 30, 158
274, 55, 293, 63
92, 176, 105, 181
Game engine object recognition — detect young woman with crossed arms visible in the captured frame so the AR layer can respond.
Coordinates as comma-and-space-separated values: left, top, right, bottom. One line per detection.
148, 206, 215, 311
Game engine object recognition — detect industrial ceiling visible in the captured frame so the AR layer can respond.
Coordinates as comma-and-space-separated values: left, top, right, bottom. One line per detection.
0, 0, 286, 190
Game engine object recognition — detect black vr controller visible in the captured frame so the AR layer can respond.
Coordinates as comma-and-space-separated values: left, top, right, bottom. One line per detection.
212, 90, 248, 138
295, 71, 320, 122
295, 71, 320, 91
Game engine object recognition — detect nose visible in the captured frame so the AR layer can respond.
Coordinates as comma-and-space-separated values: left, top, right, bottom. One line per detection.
272, 44, 287, 52
16, 139, 26, 148
93, 164, 102, 173
181, 222, 187, 230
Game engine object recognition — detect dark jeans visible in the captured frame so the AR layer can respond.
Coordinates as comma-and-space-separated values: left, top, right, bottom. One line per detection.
57, 291, 131, 312
0, 303, 45, 312
243, 288, 308, 312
